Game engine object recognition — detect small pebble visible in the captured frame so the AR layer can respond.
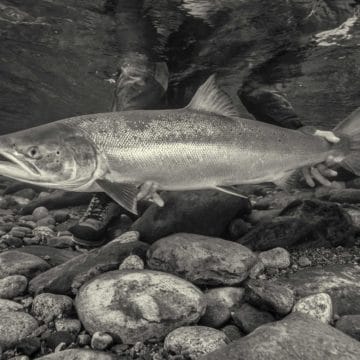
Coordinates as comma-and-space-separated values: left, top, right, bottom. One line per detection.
298, 256, 312, 267
53, 210, 70, 223
77, 334, 91, 347
91, 332, 113, 350
55, 319, 81, 334
32, 207, 49, 221
221, 325, 243, 341
259, 247, 291, 269
249, 260, 265, 279
119, 255, 144, 270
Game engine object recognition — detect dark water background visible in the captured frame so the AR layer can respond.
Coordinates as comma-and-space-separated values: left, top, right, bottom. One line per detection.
0, 0, 359, 134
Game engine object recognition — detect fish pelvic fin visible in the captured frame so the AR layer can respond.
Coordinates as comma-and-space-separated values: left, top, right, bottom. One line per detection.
95, 179, 138, 215
333, 107, 360, 175
186, 74, 240, 118
273, 170, 301, 191
215, 185, 248, 199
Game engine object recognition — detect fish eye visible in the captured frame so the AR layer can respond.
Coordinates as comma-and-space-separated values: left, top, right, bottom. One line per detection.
27, 146, 41, 159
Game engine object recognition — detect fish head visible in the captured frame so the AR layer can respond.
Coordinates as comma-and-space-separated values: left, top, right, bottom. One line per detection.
0, 122, 98, 189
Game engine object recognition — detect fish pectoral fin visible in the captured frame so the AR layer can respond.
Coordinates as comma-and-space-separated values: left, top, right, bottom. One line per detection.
215, 185, 248, 199
95, 179, 138, 215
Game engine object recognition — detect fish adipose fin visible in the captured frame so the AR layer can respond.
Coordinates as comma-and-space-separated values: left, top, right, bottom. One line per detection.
186, 74, 240, 118
215, 185, 248, 198
95, 179, 138, 215
333, 106, 360, 175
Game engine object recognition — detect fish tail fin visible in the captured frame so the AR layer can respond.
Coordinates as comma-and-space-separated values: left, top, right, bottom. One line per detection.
333, 107, 360, 175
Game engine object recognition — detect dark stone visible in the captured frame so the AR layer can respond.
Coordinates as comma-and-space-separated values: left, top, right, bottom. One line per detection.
238, 199, 355, 250
278, 264, 360, 316
327, 189, 360, 204
16, 336, 41, 356
245, 279, 294, 316
231, 303, 275, 334
227, 218, 250, 240
335, 315, 360, 341
131, 190, 251, 244
201, 313, 360, 360
29, 233, 149, 295
44, 331, 76, 350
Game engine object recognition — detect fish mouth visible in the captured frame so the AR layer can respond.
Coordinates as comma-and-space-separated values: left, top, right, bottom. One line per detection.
0, 151, 41, 180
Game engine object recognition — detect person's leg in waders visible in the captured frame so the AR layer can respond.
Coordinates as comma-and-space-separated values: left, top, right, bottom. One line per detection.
69, 1, 169, 246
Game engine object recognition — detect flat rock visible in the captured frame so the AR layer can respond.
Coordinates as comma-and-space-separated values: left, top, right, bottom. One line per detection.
29, 232, 149, 295
0, 311, 38, 349
36, 349, 116, 360
75, 270, 206, 344
0, 251, 50, 279
278, 264, 360, 316
292, 293, 333, 324
0, 275, 27, 299
201, 313, 360, 360
164, 326, 228, 359
231, 303, 275, 334
335, 315, 360, 341
147, 233, 256, 286
238, 200, 355, 250
258, 247, 290, 269
245, 280, 294, 316
131, 190, 251, 243
200, 287, 245, 328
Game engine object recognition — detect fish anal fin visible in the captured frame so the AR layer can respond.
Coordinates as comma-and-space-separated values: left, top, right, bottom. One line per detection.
96, 179, 138, 215
215, 185, 248, 199
186, 74, 240, 118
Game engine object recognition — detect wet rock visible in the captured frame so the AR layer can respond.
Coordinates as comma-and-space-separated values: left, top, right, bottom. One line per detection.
75, 270, 206, 344
91, 332, 113, 350
16, 337, 41, 357
46, 236, 74, 249
335, 315, 360, 341
200, 287, 244, 328
227, 218, 250, 240
259, 247, 290, 269
245, 280, 294, 316
0, 311, 38, 349
131, 190, 251, 243
44, 331, 76, 350
0, 251, 50, 279
0, 299, 24, 311
239, 200, 355, 250
231, 303, 275, 334
0, 275, 27, 299
32, 293, 73, 322
221, 325, 242, 342
36, 349, 117, 359
202, 313, 360, 360
29, 232, 149, 295
292, 293, 333, 324
147, 233, 256, 286
164, 326, 228, 359
119, 255, 144, 270
278, 264, 360, 316
32, 207, 49, 221
55, 319, 81, 335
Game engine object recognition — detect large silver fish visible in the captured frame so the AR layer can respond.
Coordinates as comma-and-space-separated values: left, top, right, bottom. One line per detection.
0, 75, 359, 214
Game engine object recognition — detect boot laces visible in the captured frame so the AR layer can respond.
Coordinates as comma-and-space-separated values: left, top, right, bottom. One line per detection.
80, 194, 110, 222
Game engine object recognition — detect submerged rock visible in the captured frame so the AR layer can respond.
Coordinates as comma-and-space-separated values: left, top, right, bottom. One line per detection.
147, 233, 256, 286
0, 251, 50, 279
131, 190, 251, 243
75, 270, 206, 344
202, 313, 360, 360
0, 311, 38, 349
164, 326, 228, 359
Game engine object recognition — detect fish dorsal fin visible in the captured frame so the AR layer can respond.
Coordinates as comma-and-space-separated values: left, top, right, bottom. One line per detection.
186, 74, 240, 118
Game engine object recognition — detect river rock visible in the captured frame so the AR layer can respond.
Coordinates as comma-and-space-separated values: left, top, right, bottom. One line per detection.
0, 251, 50, 279
36, 349, 116, 360
238, 199, 355, 250
147, 233, 256, 286
221, 325, 242, 342
201, 313, 360, 360
327, 189, 360, 204
0, 275, 27, 299
200, 287, 244, 328
292, 293, 333, 324
16, 336, 41, 357
335, 315, 360, 341
75, 270, 206, 344
119, 255, 144, 270
32, 207, 49, 221
32, 293, 73, 322
258, 247, 290, 269
91, 332, 113, 350
131, 190, 251, 243
164, 326, 228, 359
29, 232, 149, 295
245, 280, 294, 316
278, 264, 360, 316
55, 319, 81, 335
0, 311, 38, 349
0, 299, 24, 312
231, 303, 275, 334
